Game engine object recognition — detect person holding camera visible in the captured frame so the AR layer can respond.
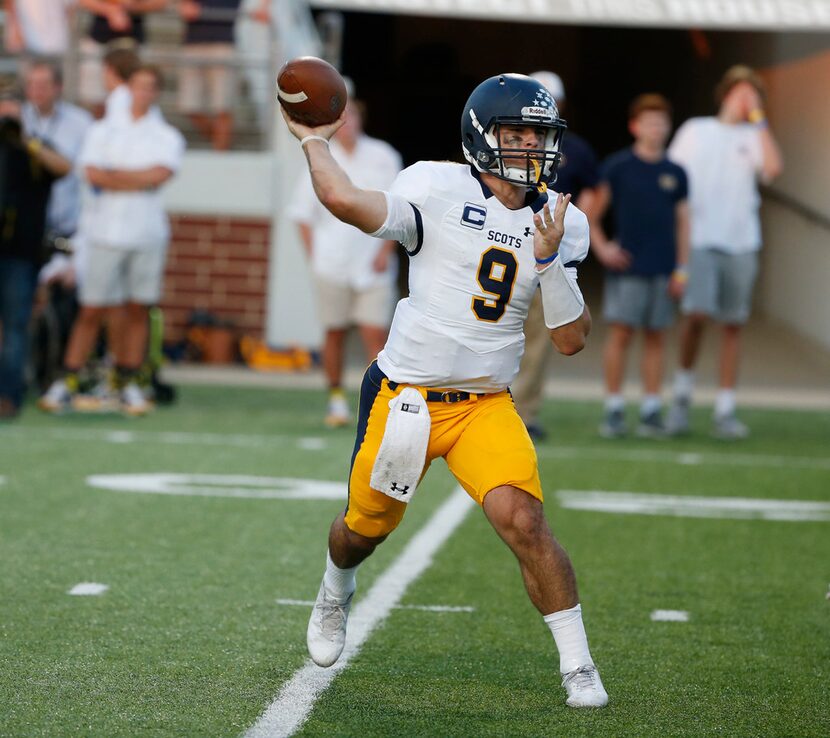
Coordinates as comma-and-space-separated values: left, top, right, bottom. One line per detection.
0, 83, 71, 419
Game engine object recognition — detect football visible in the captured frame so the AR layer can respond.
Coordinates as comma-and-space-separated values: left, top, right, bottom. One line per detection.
276, 56, 348, 127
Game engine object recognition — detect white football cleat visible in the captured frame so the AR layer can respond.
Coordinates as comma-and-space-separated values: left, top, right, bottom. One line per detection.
307, 581, 353, 667
561, 664, 609, 708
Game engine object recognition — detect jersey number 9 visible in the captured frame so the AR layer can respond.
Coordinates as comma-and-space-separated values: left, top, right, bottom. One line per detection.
472, 247, 518, 322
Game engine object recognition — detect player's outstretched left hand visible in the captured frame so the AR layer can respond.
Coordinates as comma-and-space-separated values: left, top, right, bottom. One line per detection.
280, 106, 346, 144
533, 192, 570, 265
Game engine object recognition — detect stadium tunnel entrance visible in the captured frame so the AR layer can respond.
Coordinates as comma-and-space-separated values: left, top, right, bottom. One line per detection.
330, 12, 830, 351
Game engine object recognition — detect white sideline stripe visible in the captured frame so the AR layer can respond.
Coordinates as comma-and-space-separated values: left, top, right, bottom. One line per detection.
275, 598, 475, 613
557, 490, 830, 521
68, 582, 109, 596
651, 610, 689, 622
244, 487, 475, 738
7, 427, 830, 472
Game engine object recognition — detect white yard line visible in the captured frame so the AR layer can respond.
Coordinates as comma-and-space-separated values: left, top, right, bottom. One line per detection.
651, 610, 690, 622
5, 427, 830, 471
556, 490, 830, 521
275, 598, 475, 613
244, 486, 475, 738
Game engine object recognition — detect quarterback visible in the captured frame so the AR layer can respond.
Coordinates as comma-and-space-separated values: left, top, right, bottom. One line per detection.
283, 73, 608, 708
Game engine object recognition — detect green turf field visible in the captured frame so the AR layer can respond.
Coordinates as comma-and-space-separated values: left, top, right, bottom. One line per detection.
1, 385, 828, 737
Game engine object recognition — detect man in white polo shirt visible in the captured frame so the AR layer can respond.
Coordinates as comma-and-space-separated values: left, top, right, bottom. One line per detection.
289, 97, 402, 427
39, 64, 185, 415
666, 66, 782, 439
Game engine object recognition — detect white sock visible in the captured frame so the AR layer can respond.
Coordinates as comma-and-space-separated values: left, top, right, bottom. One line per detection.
604, 394, 625, 413
714, 389, 736, 419
640, 394, 662, 417
323, 551, 357, 600
543, 603, 594, 674
673, 369, 695, 400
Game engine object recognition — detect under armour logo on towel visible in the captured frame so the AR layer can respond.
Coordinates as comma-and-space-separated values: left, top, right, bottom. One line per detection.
400, 403, 420, 414
390, 482, 410, 494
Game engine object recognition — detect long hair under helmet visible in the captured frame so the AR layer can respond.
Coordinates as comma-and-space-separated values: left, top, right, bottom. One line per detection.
461, 73, 567, 188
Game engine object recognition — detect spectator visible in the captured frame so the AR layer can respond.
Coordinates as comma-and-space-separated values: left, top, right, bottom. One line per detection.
77, 0, 168, 113
100, 42, 144, 122
590, 94, 689, 438
22, 60, 92, 244
289, 97, 402, 427
38, 65, 185, 416
3, 0, 73, 57
666, 65, 783, 439
511, 71, 601, 440
0, 83, 70, 418
177, 0, 241, 151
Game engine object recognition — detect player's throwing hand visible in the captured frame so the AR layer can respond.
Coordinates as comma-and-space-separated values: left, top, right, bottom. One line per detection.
280, 107, 346, 145
533, 192, 570, 266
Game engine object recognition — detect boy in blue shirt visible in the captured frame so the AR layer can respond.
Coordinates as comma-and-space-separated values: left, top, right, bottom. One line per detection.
590, 94, 690, 437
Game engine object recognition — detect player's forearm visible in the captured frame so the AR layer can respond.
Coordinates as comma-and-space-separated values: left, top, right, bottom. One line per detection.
549, 305, 591, 356
304, 140, 387, 233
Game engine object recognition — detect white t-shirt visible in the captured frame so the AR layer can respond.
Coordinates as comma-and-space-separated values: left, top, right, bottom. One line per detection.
371, 161, 589, 393
288, 135, 402, 289
668, 116, 764, 253
12, 0, 71, 55
78, 113, 186, 249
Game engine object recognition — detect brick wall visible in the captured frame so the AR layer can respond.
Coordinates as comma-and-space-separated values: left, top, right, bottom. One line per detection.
161, 215, 271, 343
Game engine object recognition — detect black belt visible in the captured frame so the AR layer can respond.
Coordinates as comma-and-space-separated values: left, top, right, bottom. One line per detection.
385, 378, 483, 403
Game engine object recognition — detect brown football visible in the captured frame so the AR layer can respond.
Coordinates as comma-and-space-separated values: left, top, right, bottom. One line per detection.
276, 57, 348, 127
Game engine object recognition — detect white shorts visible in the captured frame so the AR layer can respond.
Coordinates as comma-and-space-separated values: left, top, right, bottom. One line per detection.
80, 242, 167, 306
78, 38, 106, 105
178, 43, 236, 114
314, 276, 394, 330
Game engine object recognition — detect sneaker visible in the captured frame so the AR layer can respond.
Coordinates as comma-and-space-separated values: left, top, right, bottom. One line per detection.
38, 379, 73, 413
120, 382, 151, 417
599, 409, 627, 439
712, 413, 749, 440
666, 396, 691, 436
636, 410, 667, 438
324, 393, 350, 428
307, 580, 353, 668
561, 664, 609, 708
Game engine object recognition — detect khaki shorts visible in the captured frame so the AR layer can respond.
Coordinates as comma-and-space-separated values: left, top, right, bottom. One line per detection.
178, 43, 236, 114
78, 38, 106, 105
314, 276, 394, 330
80, 242, 167, 306
345, 362, 543, 538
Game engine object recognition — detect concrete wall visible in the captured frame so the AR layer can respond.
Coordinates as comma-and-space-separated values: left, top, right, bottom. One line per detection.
759, 49, 830, 350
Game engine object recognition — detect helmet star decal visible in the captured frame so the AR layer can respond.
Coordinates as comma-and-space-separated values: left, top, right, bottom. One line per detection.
533, 87, 555, 109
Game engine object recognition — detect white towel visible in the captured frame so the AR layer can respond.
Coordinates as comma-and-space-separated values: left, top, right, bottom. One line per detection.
370, 387, 431, 503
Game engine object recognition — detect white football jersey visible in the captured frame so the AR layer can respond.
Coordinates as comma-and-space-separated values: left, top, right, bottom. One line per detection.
375, 162, 589, 393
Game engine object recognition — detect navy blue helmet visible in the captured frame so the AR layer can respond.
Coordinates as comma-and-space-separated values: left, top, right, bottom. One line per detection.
461, 73, 567, 188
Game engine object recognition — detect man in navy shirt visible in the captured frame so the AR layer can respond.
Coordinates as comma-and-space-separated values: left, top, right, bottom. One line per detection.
512, 71, 601, 440
590, 94, 689, 437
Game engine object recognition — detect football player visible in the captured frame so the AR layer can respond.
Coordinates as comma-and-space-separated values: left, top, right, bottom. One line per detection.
282, 73, 607, 708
